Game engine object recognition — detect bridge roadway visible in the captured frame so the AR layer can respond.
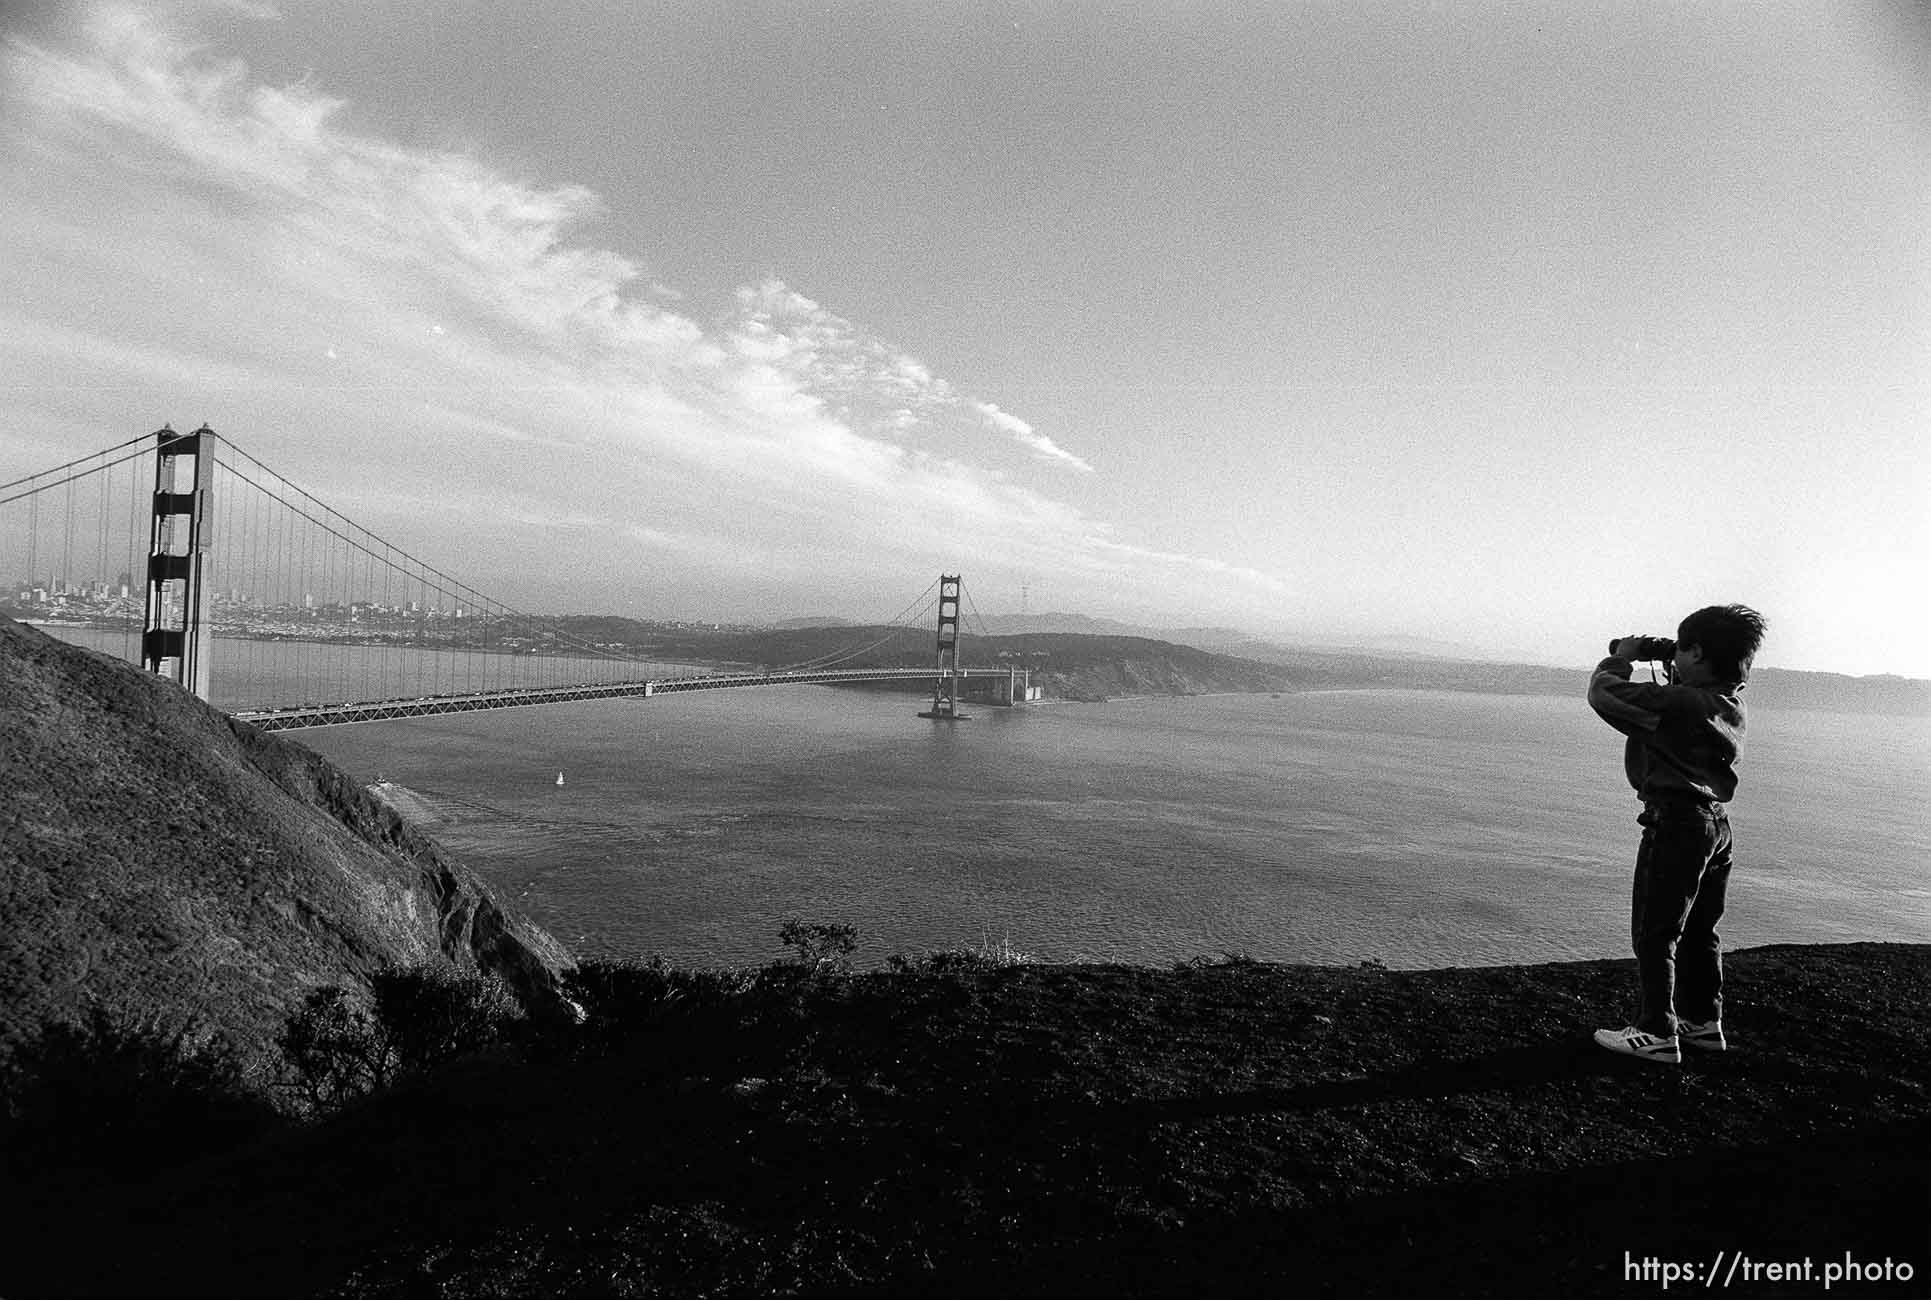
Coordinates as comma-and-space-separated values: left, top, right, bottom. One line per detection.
229, 665, 1014, 731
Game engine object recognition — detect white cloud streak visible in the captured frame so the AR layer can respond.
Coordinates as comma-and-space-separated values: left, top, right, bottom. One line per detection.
972, 401, 1095, 474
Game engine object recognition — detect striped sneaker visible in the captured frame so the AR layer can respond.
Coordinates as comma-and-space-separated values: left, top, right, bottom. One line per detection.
1679, 1019, 1727, 1052
1592, 1026, 1681, 1064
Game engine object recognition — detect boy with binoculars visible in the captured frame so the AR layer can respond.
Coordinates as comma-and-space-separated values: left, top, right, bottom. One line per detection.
1587, 604, 1768, 1064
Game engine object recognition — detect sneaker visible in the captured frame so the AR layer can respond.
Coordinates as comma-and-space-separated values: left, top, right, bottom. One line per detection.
1593, 1026, 1681, 1064
1679, 1019, 1727, 1052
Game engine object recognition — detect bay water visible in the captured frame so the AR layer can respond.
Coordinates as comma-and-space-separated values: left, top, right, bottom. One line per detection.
303, 680, 1928, 971
41, 627, 1931, 970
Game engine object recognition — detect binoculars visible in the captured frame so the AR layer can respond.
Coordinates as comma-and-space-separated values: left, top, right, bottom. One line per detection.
1609, 636, 1677, 662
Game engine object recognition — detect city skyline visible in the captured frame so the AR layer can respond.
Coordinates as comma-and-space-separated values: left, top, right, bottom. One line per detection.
2, 2, 1925, 677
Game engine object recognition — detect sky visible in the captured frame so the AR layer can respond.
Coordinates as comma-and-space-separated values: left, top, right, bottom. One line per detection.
1, 1, 1925, 677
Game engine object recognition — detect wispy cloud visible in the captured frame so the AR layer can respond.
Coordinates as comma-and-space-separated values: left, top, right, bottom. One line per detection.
729, 281, 958, 441
0, 3, 1280, 626
972, 401, 1094, 473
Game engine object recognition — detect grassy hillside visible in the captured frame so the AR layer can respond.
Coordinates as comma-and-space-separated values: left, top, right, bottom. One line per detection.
0, 616, 572, 1076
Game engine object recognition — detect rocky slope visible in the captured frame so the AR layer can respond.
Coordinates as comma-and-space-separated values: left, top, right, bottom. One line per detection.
0, 616, 573, 1079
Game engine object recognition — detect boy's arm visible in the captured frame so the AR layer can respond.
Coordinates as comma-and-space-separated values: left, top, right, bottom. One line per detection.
1587, 655, 1672, 739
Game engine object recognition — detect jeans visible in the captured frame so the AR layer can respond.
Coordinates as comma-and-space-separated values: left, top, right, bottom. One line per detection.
1630, 801, 1732, 1037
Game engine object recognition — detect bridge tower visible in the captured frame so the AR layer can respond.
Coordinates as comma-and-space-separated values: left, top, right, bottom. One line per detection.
141, 425, 215, 701
918, 573, 969, 720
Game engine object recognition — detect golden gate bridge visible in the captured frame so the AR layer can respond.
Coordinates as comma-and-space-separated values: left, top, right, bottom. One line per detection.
0, 427, 1035, 730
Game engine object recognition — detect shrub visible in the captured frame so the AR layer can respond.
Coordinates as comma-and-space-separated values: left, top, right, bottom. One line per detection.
970, 931, 1036, 967
278, 986, 385, 1111
564, 958, 679, 1023
0, 1005, 277, 1171
560, 958, 779, 1077
369, 964, 522, 1071
891, 949, 998, 976
562, 958, 686, 1057
564, 959, 756, 1026
888, 932, 1036, 976
778, 919, 860, 973
278, 963, 522, 1112
1174, 951, 1259, 971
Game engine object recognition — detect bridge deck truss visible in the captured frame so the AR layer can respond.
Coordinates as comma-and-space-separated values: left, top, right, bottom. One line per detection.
231, 666, 1020, 731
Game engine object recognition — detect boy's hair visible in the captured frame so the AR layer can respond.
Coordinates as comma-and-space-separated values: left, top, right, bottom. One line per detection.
1677, 604, 1768, 683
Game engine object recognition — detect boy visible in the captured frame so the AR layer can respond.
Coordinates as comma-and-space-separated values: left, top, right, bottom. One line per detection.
1587, 604, 1768, 1064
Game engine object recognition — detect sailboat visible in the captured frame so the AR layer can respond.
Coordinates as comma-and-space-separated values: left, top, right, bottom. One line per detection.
555, 770, 565, 787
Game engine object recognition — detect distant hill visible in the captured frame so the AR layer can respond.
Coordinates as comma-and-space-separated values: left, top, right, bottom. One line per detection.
1187, 640, 1930, 715
970, 632, 1307, 701
598, 623, 1306, 701
971, 611, 1177, 638
1038, 630, 1924, 716
965, 622, 1931, 714
1162, 627, 1501, 661
1746, 667, 1931, 716
0, 616, 573, 1076
770, 615, 861, 630
547, 616, 1927, 714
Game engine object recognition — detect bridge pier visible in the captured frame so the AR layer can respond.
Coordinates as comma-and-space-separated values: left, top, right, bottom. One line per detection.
141, 425, 214, 701
989, 666, 1040, 706
918, 573, 969, 720
959, 666, 1037, 707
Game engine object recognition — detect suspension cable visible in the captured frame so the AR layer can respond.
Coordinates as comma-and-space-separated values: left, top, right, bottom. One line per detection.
961, 579, 997, 642
780, 616, 932, 672
776, 581, 940, 670
7, 432, 974, 707
212, 441, 646, 668
0, 433, 152, 501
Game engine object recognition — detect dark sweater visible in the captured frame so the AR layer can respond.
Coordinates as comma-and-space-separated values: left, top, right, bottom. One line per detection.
1587, 656, 1747, 804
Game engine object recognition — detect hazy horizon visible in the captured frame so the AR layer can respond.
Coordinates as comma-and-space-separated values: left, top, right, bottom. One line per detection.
541, 605, 1931, 681
3, 2, 1925, 677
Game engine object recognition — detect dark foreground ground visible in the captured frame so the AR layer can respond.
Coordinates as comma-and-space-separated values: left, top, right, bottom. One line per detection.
5, 942, 1927, 1297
